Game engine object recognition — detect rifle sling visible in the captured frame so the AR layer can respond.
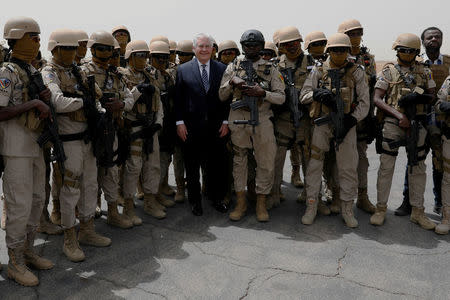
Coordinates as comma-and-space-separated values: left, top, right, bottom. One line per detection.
59, 130, 88, 142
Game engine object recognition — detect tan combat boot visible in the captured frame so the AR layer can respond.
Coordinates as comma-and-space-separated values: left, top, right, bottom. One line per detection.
318, 200, 331, 216
24, 231, 54, 269
329, 187, 341, 214
78, 218, 112, 247
302, 198, 318, 225
291, 165, 304, 188
256, 194, 269, 222
38, 209, 63, 235
107, 202, 133, 229
117, 193, 125, 207
341, 201, 358, 228
123, 198, 142, 226
143, 194, 166, 219
356, 188, 376, 214
229, 191, 247, 221
161, 174, 176, 196
8, 247, 39, 286
435, 206, 450, 235
50, 198, 61, 225
410, 206, 436, 230
63, 227, 85, 262
174, 176, 185, 203
156, 188, 175, 208
370, 204, 387, 226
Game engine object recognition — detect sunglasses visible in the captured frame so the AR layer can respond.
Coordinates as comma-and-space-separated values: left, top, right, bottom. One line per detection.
259, 50, 275, 56
221, 50, 237, 56
397, 47, 417, 54
329, 47, 349, 53
310, 40, 327, 47
95, 45, 113, 52
60, 46, 78, 51
242, 42, 262, 48
152, 54, 169, 59
133, 52, 148, 58
346, 30, 363, 38
177, 52, 193, 57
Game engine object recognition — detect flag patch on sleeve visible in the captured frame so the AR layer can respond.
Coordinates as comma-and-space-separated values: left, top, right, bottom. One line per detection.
0, 78, 11, 89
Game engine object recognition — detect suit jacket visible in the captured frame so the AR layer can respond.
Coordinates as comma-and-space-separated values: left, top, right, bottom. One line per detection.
174, 58, 228, 138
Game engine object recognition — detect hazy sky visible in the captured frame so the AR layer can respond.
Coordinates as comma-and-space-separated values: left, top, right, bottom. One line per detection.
2, 0, 449, 61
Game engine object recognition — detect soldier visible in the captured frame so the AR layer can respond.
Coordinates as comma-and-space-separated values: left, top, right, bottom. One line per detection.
119, 40, 165, 220
149, 41, 177, 211
81, 30, 137, 230
300, 33, 370, 227
304, 31, 327, 61
218, 40, 240, 65
338, 19, 377, 215
0, 16, 54, 286
169, 40, 177, 64
370, 33, 436, 230
219, 29, 285, 222
435, 75, 450, 235
112, 25, 131, 67
260, 41, 277, 61
176, 40, 194, 65
211, 38, 218, 60
73, 30, 89, 65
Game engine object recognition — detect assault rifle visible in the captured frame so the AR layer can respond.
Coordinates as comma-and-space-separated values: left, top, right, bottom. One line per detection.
281, 68, 302, 128
230, 60, 259, 132
313, 69, 346, 149
96, 92, 117, 169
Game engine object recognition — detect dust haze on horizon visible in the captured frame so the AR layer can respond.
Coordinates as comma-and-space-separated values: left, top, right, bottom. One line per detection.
2, 0, 449, 62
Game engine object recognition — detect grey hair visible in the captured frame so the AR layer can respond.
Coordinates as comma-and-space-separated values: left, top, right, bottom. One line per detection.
193, 33, 214, 48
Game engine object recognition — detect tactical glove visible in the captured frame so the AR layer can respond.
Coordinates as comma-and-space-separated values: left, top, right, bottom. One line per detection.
137, 83, 156, 96
313, 88, 335, 109
399, 92, 432, 107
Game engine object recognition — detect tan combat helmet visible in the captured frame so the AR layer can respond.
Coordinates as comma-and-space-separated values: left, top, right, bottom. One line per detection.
3, 16, 40, 40
273, 28, 281, 46
87, 30, 116, 48
218, 40, 240, 55
125, 40, 149, 59
150, 35, 169, 45
113, 39, 120, 50
176, 40, 194, 54
111, 25, 130, 41
149, 40, 170, 54
48, 29, 78, 51
73, 29, 89, 42
278, 26, 303, 44
337, 19, 363, 34
325, 33, 351, 52
392, 33, 421, 50
304, 31, 327, 50
169, 40, 177, 52
264, 41, 277, 54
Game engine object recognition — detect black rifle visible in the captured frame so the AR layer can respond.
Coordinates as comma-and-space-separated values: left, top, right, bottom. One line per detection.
313, 69, 346, 149
96, 92, 117, 169
230, 60, 259, 132
281, 68, 302, 128
33, 72, 67, 182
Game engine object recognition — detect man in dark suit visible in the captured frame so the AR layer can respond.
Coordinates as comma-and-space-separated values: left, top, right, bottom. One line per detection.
174, 33, 229, 216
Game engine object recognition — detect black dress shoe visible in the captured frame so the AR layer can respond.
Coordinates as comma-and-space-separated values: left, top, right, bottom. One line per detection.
214, 202, 228, 213
394, 198, 412, 216
191, 204, 203, 216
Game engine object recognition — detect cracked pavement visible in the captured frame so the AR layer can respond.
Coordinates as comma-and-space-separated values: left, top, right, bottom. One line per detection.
0, 146, 449, 299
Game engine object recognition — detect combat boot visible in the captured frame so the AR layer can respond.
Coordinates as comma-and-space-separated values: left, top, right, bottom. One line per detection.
7, 247, 39, 286
229, 191, 247, 221
291, 165, 304, 188
318, 200, 331, 216
410, 207, 436, 230
143, 194, 166, 219
78, 218, 111, 247
38, 209, 63, 235
329, 187, 341, 214
161, 174, 176, 196
268, 189, 280, 209
107, 202, 133, 229
394, 198, 411, 216
156, 189, 175, 208
435, 206, 450, 235
117, 193, 125, 207
50, 198, 61, 225
356, 188, 376, 214
174, 177, 185, 203
370, 204, 387, 226
302, 198, 318, 225
279, 189, 286, 202
63, 227, 85, 262
256, 194, 269, 222
341, 201, 358, 228
123, 198, 142, 226
24, 231, 54, 270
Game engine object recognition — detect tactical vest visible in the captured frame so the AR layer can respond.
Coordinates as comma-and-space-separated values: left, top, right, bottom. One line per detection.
382, 62, 429, 115
429, 54, 450, 92
46, 62, 86, 122
354, 49, 376, 77
2, 62, 42, 131
310, 61, 359, 119
231, 59, 273, 102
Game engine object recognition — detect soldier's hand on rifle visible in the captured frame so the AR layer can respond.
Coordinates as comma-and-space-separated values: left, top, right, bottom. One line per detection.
33, 99, 52, 120
398, 113, 410, 129
439, 101, 450, 113
242, 84, 266, 98
39, 88, 52, 102
313, 88, 335, 109
230, 76, 246, 90
104, 98, 124, 113
137, 83, 156, 96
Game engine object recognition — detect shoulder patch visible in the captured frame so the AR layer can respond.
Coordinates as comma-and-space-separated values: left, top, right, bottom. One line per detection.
0, 78, 11, 89
45, 72, 56, 82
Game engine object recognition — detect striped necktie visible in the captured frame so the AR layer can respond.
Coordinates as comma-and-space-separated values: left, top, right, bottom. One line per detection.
201, 64, 209, 92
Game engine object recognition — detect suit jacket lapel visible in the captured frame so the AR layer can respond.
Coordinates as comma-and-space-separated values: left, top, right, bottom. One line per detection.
191, 58, 205, 93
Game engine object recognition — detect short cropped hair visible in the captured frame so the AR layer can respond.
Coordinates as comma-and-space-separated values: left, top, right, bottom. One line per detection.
421, 27, 443, 41
193, 33, 214, 48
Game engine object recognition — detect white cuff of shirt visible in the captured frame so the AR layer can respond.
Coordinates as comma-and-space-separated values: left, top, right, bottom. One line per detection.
176, 120, 184, 125
222, 120, 229, 124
